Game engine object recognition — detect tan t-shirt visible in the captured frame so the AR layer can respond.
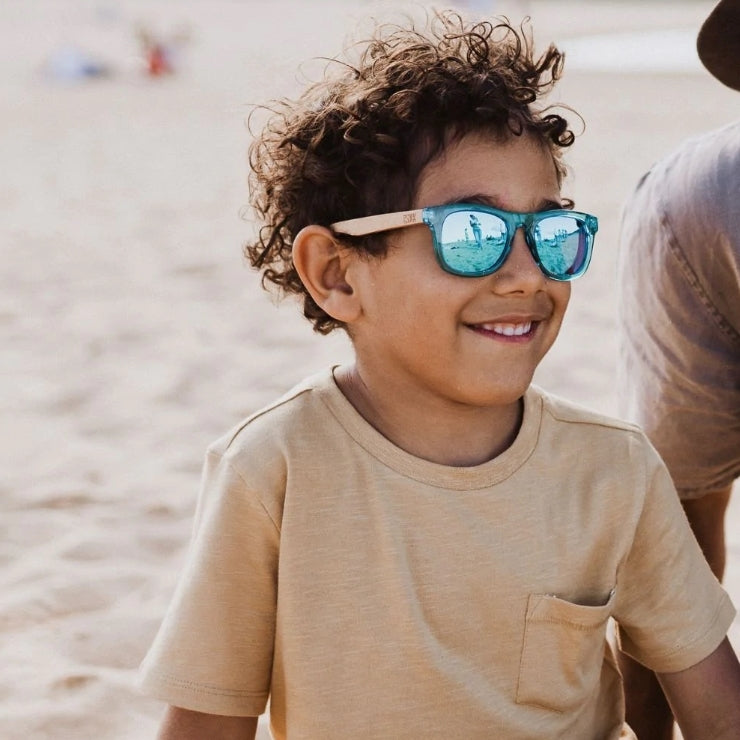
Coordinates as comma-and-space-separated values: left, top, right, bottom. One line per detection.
139, 369, 735, 739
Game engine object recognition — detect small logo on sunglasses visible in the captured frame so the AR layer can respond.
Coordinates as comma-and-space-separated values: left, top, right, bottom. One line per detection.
402, 213, 418, 224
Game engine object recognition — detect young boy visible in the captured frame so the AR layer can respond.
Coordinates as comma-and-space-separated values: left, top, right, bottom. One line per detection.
139, 12, 740, 739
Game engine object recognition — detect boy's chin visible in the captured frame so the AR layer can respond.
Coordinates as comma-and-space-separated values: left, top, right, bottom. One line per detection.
456, 381, 532, 410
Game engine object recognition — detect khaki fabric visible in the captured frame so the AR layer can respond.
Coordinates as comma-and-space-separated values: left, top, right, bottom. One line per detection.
139, 369, 735, 739
617, 120, 740, 498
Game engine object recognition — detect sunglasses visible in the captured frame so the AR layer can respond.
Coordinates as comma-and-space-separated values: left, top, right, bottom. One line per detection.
330, 203, 598, 281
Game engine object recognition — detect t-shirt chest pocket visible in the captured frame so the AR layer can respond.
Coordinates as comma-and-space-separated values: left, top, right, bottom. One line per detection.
516, 589, 616, 713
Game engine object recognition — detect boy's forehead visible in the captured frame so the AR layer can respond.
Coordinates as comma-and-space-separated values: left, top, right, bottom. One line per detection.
413, 131, 561, 212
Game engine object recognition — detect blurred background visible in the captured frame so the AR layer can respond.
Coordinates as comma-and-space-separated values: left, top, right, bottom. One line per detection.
1, 2, 738, 738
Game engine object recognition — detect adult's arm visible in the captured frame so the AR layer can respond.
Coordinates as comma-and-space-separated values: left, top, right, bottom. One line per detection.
658, 637, 740, 739
157, 706, 258, 740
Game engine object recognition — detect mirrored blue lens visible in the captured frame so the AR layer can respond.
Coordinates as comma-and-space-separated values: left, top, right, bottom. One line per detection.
532, 215, 590, 278
438, 211, 508, 274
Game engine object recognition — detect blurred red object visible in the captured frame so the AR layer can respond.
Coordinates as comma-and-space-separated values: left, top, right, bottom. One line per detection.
146, 43, 172, 76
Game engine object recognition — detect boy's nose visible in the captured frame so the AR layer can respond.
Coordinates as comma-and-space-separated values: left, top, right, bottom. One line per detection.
489, 228, 546, 293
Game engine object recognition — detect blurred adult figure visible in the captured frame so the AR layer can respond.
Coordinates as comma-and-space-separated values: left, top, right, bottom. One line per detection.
469, 213, 483, 247
616, 2, 740, 737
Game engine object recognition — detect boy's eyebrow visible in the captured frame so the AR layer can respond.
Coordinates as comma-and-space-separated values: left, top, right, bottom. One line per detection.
447, 194, 564, 212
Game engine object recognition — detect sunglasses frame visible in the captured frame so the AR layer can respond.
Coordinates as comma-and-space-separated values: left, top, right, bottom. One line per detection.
330, 203, 598, 281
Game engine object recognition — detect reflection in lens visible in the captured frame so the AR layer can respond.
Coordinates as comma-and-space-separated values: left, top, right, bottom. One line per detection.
534, 216, 587, 277
439, 211, 508, 274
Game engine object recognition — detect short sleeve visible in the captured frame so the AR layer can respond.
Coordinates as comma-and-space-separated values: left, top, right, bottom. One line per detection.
138, 449, 280, 716
613, 447, 735, 673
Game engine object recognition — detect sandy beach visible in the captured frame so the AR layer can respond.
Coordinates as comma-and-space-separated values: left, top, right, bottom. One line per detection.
2, 1, 738, 738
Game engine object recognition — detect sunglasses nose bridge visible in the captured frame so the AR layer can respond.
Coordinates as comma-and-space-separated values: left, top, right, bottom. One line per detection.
502, 214, 526, 249
511, 217, 549, 276
510, 215, 534, 252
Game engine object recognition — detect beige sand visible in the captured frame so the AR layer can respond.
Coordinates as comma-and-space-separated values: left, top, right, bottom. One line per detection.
1, 1, 737, 737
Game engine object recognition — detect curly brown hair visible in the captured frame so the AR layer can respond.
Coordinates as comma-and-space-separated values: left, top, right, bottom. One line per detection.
245, 10, 576, 334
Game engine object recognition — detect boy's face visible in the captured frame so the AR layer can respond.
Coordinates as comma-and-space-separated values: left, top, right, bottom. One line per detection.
347, 130, 571, 409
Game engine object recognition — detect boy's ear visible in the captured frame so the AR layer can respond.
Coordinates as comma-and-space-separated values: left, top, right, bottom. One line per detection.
292, 225, 362, 324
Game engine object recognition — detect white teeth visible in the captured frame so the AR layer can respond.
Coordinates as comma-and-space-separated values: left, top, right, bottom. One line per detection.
488, 321, 532, 336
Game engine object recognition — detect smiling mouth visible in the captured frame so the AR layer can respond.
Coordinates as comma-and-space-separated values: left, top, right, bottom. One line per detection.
467, 320, 537, 338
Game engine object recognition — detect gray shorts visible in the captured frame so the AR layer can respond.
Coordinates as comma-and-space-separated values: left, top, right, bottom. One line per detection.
616, 123, 740, 499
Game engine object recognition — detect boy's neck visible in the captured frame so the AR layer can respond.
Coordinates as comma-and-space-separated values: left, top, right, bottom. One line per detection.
333, 364, 524, 468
